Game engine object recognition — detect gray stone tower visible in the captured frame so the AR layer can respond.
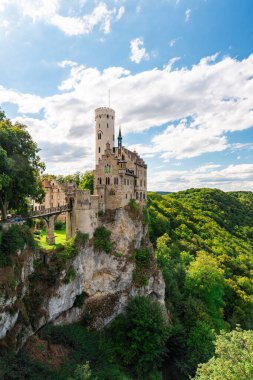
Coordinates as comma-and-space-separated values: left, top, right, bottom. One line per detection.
95, 107, 115, 165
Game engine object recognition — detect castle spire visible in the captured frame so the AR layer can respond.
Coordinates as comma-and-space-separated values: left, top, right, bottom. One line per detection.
118, 125, 122, 150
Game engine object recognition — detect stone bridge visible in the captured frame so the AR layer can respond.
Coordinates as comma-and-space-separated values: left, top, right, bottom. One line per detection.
25, 204, 72, 245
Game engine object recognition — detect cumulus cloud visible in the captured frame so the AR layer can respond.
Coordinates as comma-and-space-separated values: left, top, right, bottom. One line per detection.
0, 0, 123, 36
0, 53, 253, 180
148, 164, 253, 192
130, 37, 150, 64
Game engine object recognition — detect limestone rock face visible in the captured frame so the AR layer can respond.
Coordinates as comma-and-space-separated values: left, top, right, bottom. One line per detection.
0, 208, 165, 349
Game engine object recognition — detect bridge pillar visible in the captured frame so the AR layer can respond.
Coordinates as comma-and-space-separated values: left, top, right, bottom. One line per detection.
46, 215, 55, 245
66, 211, 74, 240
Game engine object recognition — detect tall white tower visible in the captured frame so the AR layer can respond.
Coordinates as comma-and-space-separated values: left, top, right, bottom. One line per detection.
95, 107, 115, 165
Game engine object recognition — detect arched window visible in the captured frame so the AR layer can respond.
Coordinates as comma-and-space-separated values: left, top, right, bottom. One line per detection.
98, 133, 102, 140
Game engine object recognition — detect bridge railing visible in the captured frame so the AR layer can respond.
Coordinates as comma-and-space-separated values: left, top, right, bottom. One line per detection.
27, 204, 71, 218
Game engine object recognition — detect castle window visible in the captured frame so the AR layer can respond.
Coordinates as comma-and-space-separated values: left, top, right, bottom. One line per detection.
140, 180, 142, 187
107, 123, 108, 128
107, 114, 109, 118
143, 193, 146, 200
144, 180, 146, 187
98, 133, 102, 140
124, 179, 126, 185
98, 147, 101, 153
136, 192, 139, 200
126, 194, 127, 199
114, 177, 118, 185
106, 177, 110, 185
140, 192, 142, 200
127, 179, 129, 185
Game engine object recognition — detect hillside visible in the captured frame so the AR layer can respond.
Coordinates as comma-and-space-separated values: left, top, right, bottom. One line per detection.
148, 188, 253, 378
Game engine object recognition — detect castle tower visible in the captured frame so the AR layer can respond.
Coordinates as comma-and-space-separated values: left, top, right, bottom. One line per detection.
95, 107, 115, 165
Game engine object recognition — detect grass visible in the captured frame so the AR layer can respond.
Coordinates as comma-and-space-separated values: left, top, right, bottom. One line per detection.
34, 228, 67, 250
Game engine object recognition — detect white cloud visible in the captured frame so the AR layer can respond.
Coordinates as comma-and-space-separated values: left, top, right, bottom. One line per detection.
185, 8, 191, 22
148, 164, 253, 192
0, 0, 123, 36
0, 53, 253, 176
130, 37, 150, 64
169, 38, 177, 47
116, 6, 125, 21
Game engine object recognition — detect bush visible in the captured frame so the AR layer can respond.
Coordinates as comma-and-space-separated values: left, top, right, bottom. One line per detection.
75, 231, 89, 247
109, 296, 169, 378
63, 265, 76, 284
55, 220, 66, 231
93, 226, 112, 254
0, 224, 35, 266
128, 199, 142, 219
132, 247, 151, 288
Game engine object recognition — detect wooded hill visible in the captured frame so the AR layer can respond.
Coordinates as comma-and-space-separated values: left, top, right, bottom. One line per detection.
148, 188, 253, 378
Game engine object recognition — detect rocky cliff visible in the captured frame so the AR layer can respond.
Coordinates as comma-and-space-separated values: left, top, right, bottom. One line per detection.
0, 207, 165, 350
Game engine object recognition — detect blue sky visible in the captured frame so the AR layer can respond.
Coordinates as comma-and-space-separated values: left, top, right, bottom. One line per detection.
0, 0, 253, 191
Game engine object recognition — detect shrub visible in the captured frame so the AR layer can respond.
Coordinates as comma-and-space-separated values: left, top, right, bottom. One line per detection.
93, 226, 112, 254
75, 231, 89, 247
55, 220, 66, 231
109, 296, 169, 378
132, 247, 151, 288
0, 224, 35, 266
128, 199, 142, 219
63, 265, 76, 284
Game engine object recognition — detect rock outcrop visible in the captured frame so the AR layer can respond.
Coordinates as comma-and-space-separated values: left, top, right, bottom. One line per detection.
0, 208, 165, 350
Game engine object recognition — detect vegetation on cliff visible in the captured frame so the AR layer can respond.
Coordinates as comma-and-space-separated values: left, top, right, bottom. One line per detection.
148, 188, 253, 378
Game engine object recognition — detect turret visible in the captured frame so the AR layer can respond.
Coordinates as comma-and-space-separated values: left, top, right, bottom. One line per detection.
118, 125, 122, 155
95, 107, 115, 165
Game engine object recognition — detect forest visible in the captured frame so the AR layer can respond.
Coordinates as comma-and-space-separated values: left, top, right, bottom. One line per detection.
148, 188, 253, 378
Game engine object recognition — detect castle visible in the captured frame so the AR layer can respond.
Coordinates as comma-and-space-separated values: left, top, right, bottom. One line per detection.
93, 107, 147, 211
33, 107, 147, 242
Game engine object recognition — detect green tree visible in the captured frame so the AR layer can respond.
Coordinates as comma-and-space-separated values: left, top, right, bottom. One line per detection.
68, 362, 95, 380
110, 296, 169, 378
0, 111, 45, 219
79, 171, 94, 194
194, 328, 253, 380
185, 251, 225, 328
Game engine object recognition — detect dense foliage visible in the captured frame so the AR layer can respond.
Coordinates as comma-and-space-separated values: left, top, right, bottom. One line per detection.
0, 297, 167, 380
194, 328, 253, 379
0, 109, 45, 219
93, 226, 112, 253
148, 188, 253, 377
0, 224, 35, 266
